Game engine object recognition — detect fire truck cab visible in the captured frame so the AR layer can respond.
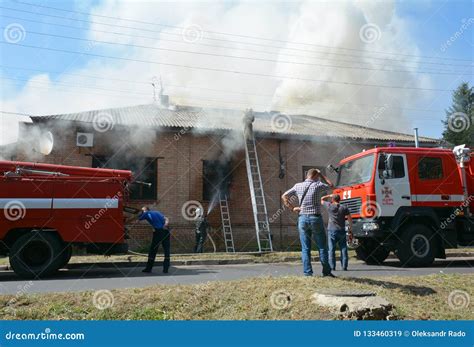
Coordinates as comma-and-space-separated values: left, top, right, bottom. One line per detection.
0, 161, 132, 278
332, 146, 473, 267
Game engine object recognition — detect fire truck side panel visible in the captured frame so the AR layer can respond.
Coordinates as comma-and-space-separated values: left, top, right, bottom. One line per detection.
0, 161, 131, 249
51, 180, 126, 243
464, 157, 474, 214
409, 152, 464, 208
0, 179, 54, 236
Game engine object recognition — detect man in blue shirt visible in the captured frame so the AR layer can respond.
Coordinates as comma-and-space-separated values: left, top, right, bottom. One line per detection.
139, 206, 170, 273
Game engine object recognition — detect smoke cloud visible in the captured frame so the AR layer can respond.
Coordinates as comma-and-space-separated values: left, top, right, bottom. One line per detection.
1, 0, 433, 143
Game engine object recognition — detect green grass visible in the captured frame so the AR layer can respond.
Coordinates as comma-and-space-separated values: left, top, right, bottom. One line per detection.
1, 274, 472, 320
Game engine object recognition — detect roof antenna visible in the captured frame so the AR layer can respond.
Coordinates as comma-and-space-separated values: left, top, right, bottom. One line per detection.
151, 76, 160, 103
151, 82, 157, 103
159, 76, 164, 99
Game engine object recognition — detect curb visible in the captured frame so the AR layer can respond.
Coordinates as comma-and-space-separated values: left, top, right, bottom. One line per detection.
0, 252, 471, 271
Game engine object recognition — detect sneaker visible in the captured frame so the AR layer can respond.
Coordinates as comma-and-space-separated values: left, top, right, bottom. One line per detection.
163, 268, 169, 274
142, 268, 152, 273
322, 273, 336, 278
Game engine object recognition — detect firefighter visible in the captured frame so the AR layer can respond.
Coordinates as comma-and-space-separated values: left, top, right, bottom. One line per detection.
138, 206, 171, 273
242, 109, 255, 140
194, 208, 209, 253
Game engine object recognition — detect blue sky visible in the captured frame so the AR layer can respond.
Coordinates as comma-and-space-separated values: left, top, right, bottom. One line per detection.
0, 0, 473, 139
396, 0, 473, 136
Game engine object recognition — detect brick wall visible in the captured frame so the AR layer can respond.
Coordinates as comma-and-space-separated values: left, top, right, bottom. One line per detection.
12, 121, 374, 253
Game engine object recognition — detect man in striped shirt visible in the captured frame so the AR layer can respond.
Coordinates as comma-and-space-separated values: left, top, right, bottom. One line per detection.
282, 168, 335, 277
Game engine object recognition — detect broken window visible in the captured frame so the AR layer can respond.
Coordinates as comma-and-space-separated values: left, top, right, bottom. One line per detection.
202, 160, 232, 201
92, 155, 157, 200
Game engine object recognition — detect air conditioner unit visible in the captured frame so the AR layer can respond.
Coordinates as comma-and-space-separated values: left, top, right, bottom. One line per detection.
76, 132, 94, 147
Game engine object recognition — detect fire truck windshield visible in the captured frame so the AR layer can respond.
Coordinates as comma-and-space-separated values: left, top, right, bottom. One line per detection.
336, 154, 375, 187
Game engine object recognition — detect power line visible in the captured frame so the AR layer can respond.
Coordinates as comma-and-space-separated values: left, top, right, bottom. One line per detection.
3, 13, 467, 74
1, 41, 457, 92
12, 0, 473, 63
1, 5, 473, 69
0, 65, 447, 113
9, 27, 471, 76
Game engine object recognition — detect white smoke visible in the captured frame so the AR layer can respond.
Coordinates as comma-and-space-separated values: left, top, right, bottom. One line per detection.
0, 0, 433, 141
270, 1, 431, 132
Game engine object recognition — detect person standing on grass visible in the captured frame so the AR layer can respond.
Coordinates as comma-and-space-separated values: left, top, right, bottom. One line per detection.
138, 206, 171, 274
321, 194, 353, 271
281, 168, 335, 277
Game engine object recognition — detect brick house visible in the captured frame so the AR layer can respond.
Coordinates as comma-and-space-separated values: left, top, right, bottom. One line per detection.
3, 104, 438, 252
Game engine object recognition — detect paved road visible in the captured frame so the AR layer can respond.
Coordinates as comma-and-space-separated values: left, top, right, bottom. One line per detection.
0, 258, 472, 295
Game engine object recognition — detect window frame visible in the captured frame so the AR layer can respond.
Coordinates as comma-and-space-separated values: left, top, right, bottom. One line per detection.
418, 156, 444, 181
91, 155, 158, 201
202, 159, 232, 201
378, 154, 406, 180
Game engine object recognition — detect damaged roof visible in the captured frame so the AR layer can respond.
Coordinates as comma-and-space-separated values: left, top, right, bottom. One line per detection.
31, 103, 438, 143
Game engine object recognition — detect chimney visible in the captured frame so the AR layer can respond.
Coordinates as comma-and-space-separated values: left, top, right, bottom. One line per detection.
160, 94, 169, 108
413, 128, 419, 148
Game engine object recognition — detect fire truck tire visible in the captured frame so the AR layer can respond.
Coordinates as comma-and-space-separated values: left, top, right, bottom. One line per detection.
355, 239, 390, 265
57, 245, 72, 269
396, 225, 435, 267
9, 232, 64, 278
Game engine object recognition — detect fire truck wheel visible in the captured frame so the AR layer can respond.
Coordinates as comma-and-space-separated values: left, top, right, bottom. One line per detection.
57, 245, 72, 269
396, 225, 435, 267
355, 239, 390, 265
9, 232, 64, 278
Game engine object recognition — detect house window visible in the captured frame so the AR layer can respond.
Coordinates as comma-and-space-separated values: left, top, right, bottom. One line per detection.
302, 166, 326, 180
202, 160, 232, 201
418, 157, 443, 180
92, 155, 157, 200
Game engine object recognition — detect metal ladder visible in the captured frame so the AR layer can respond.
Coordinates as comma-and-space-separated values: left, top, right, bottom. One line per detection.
219, 193, 235, 253
243, 119, 273, 252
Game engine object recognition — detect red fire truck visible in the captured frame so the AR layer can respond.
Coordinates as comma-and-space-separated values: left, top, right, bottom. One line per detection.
0, 160, 132, 278
331, 145, 473, 267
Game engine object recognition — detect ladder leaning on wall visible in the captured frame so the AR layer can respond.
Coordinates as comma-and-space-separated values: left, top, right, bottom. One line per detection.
219, 193, 235, 253
242, 110, 273, 252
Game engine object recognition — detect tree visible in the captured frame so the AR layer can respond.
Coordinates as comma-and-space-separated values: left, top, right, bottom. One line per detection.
442, 82, 473, 147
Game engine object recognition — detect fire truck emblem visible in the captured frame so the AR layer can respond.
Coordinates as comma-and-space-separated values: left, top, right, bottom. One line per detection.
381, 186, 393, 205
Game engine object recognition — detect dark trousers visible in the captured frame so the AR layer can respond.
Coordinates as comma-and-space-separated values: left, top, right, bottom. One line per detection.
194, 231, 207, 253
145, 228, 171, 271
328, 229, 349, 270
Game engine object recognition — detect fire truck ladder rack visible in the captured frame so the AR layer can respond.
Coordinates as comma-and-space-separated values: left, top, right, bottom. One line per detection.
243, 125, 273, 252
219, 193, 235, 253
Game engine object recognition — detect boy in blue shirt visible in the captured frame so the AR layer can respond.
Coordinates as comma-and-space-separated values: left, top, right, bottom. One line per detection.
139, 206, 170, 273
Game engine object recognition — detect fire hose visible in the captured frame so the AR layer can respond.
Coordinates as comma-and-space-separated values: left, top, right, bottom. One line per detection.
126, 233, 216, 257
124, 209, 217, 256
